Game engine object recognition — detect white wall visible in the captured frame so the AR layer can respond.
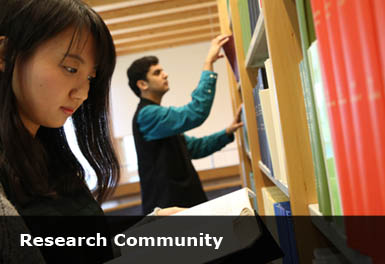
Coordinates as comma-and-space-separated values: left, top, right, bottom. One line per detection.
110, 41, 239, 174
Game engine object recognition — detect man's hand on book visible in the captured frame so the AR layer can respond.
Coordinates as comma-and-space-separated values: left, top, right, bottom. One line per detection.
203, 34, 231, 71
226, 105, 244, 135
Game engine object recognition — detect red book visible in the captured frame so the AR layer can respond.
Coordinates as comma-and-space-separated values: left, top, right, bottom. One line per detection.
311, 0, 368, 255
310, 0, 352, 214
350, 0, 385, 260
352, 0, 385, 214
338, 0, 385, 215
222, 35, 240, 83
372, 0, 385, 89
311, 0, 360, 216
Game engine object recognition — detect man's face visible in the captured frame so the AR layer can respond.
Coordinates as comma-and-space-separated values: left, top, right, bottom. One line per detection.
145, 64, 169, 95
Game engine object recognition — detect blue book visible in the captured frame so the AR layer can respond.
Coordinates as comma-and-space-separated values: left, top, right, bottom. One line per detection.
274, 202, 292, 264
274, 201, 299, 264
253, 68, 274, 176
248, 0, 260, 34
280, 202, 299, 264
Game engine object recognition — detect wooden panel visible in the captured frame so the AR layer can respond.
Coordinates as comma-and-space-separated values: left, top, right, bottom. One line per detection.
262, 0, 327, 262
228, 0, 273, 215
110, 165, 240, 199
99, 0, 216, 20
262, 0, 316, 216
216, 0, 250, 190
113, 18, 219, 40
85, 0, 137, 7
115, 27, 219, 48
198, 165, 239, 181
108, 6, 218, 32
103, 177, 242, 213
88, 1, 219, 54
116, 35, 214, 56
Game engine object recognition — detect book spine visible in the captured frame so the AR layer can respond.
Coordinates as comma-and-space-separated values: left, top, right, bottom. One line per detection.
304, 0, 316, 44
351, 0, 385, 214
345, 0, 385, 260
253, 87, 266, 165
223, 35, 240, 83
273, 203, 292, 264
283, 202, 299, 264
259, 88, 282, 183
307, 43, 343, 216
258, 69, 274, 175
298, 59, 332, 216
372, 0, 385, 90
264, 59, 289, 185
311, 0, 359, 216
240, 104, 250, 154
238, 0, 252, 55
296, 0, 332, 215
253, 72, 274, 176
248, 172, 258, 211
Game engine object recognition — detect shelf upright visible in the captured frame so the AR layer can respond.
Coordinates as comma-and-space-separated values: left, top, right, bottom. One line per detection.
261, 0, 330, 261
227, 0, 277, 215
217, 0, 253, 191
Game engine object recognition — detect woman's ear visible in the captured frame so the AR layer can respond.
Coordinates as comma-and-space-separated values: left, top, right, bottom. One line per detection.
0, 36, 7, 72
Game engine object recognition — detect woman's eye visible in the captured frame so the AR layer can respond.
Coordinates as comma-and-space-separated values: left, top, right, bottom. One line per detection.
64, 66, 77, 74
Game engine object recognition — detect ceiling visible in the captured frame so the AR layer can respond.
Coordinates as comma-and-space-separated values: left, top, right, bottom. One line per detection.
85, 0, 220, 57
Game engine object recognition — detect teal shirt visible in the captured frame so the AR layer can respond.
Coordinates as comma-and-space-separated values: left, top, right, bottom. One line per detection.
137, 70, 234, 158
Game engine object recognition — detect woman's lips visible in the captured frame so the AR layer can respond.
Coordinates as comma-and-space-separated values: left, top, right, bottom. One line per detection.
61, 107, 75, 115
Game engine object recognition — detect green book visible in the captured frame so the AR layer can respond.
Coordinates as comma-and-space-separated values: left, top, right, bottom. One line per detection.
308, 41, 343, 216
238, 0, 252, 55
249, 172, 258, 211
304, 0, 316, 44
296, 0, 332, 215
299, 60, 332, 216
241, 104, 250, 153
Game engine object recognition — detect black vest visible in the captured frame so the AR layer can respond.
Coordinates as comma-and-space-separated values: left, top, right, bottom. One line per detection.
133, 98, 207, 214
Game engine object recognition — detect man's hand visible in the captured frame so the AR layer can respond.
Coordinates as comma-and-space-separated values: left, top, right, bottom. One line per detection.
226, 105, 244, 135
203, 34, 231, 71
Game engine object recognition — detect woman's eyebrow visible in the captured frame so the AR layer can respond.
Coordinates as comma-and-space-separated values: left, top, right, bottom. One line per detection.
65, 53, 98, 70
66, 53, 85, 64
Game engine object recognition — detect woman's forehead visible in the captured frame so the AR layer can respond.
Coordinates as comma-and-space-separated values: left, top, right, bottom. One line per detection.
52, 27, 97, 66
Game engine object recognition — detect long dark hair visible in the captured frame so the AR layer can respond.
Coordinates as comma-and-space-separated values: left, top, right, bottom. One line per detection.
0, 0, 119, 205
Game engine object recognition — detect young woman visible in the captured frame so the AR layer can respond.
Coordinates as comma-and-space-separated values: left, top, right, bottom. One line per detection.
0, 0, 181, 263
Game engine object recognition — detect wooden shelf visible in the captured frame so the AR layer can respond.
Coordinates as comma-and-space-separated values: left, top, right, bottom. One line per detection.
259, 161, 289, 197
237, 82, 241, 92
308, 204, 372, 264
245, 14, 269, 68
218, 0, 335, 262
245, 150, 252, 161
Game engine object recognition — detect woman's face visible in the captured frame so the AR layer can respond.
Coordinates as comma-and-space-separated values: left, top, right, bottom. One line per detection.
12, 27, 97, 136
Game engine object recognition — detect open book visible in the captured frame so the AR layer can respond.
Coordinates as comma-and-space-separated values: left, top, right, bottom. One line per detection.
174, 187, 256, 216
106, 188, 261, 264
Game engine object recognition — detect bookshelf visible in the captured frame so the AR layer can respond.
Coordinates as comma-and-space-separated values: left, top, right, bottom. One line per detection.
217, 0, 330, 262
244, 14, 268, 67
217, 0, 385, 262
258, 161, 289, 198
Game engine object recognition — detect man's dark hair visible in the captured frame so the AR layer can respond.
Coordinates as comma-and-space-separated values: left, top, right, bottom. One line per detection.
127, 56, 159, 97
